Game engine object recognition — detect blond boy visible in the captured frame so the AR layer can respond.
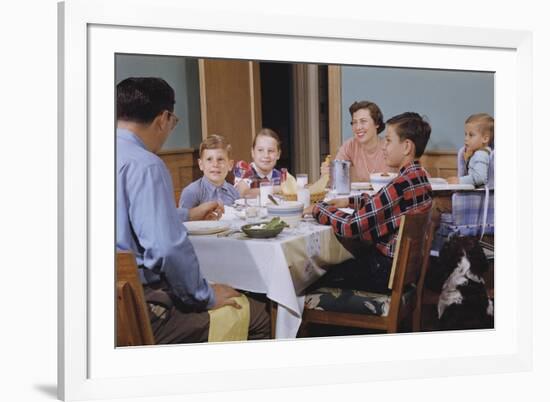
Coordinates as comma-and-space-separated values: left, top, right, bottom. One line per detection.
447, 113, 494, 186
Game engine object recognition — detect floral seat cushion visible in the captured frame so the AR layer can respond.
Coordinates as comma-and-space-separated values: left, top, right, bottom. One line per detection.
304, 285, 417, 317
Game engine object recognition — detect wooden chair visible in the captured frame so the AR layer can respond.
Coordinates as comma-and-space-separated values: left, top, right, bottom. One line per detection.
116, 251, 155, 346
300, 209, 433, 334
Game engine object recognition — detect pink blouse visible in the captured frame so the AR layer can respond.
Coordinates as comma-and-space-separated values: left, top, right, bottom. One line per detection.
335, 137, 395, 182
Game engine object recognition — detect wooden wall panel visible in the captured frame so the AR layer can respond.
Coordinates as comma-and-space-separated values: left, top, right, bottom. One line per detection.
198, 59, 261, 163
158, 148, 200, 205
420, 150, 458, 178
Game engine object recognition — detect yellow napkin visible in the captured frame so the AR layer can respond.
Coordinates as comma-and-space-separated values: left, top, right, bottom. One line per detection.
282, 172, 328, 195
281, 172, 298, 195
207, 294, 250, 342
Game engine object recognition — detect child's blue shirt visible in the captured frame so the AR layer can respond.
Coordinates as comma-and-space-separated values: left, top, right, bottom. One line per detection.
179, 176, 240, 209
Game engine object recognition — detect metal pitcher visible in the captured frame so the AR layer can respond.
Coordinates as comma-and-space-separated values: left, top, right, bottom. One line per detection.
330, 160, 351, 194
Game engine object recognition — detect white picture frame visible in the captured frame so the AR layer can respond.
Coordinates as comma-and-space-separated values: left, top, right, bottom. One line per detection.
58, 0, 533, 400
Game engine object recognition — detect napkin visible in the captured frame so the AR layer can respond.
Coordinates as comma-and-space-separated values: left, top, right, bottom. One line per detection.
207, 294, 250, 342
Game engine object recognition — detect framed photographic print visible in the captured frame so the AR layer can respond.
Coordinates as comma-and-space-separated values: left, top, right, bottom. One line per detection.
58, 0, 532, 400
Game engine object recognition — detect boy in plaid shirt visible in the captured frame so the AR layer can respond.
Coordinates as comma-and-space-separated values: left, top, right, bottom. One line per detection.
307, 112, 433, 293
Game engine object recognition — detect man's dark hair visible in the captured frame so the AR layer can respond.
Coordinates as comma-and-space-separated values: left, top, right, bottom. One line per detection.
116, 77, 175, 124
386, 112, 431, 157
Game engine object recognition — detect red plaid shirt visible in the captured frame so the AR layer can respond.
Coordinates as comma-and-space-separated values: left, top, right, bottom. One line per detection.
312, 160, 432, 258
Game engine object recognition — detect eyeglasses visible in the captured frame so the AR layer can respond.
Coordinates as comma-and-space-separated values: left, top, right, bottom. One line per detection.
350, 118, 370, 127
166, 111, 180, 128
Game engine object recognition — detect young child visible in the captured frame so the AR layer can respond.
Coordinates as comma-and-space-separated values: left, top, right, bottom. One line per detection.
179, 134, 240, 209
447, 113, 494, 186
233, 128, 283, 197
306, 112, 433, 293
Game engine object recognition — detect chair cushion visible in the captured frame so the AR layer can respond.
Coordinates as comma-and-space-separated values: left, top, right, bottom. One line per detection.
304, 286, 417, 317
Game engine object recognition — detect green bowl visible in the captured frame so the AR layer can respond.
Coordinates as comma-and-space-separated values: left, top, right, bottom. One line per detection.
241, 221, 284, 238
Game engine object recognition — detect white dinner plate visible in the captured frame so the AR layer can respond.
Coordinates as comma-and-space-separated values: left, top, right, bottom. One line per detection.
183, 221, 230, 235
351, 182, 373, 190
428, 177, 448, 184
430, 183, 475, 191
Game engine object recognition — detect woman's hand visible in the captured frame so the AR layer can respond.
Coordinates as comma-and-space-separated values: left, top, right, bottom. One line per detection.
320, 161, 330, 177
320, 154, 332, 177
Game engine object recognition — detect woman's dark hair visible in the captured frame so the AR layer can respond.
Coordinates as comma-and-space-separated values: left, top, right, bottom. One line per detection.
116, 77, 175, 124
386, 112, 431, 157
349, 100, 385, 134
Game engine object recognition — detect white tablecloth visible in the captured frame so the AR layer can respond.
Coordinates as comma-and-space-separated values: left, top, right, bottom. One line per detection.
188, 213, 352, 339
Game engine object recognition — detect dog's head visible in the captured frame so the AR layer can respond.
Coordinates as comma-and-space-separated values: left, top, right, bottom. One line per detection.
439, 236, 489, 281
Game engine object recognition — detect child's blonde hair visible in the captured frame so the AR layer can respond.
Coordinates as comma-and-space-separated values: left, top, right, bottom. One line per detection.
252, 128, 281, 151
466, 113, 494, 147
199, 134, 232, 158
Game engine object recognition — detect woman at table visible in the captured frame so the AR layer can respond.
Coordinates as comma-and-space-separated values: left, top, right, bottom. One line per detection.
321, 100, 396, 182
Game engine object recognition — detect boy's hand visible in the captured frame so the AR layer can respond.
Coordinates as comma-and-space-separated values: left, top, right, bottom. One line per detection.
463, 147, 474, 162
209, 284, 242, 310
189, 201, 224, 221
446, 176, 459, 184
327, 198, 349, 208
303, 205, 315, 216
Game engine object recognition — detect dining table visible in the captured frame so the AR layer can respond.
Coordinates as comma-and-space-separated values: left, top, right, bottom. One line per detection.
186, 207, 353, 339
187, 178, 474, 339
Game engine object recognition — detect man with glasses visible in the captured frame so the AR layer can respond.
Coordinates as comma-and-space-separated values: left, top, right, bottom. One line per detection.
116, 77, 270, 343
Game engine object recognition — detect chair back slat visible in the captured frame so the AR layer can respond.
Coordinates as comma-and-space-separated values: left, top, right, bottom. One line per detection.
116, 251, 155, 346
386, 210, 432, 331
403, 237, 426, 285
387, 211, 431, 289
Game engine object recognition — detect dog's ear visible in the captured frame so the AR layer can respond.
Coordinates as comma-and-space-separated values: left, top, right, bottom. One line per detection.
438, 236, 465, 285
462, 237, 489, 277
439, 236, 464, 270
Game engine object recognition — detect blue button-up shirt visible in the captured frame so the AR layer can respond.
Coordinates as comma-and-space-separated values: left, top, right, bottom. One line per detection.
178, 176, 240, 209
116, 128, 215, 309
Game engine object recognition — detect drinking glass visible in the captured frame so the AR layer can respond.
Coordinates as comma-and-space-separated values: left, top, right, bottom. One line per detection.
259, 181, 274, 207
244, 195, 260, 222
296, 174, 308, 188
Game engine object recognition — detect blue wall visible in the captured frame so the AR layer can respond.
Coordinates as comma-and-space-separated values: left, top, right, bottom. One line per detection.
115, 54, 202, 150
341, 66, 494, 150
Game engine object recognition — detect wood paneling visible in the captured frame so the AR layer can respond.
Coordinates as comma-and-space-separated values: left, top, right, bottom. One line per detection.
158, 148, 200, 205
328, 65, 342, 158
198, 59, 261, 163
420, 150, 458, 178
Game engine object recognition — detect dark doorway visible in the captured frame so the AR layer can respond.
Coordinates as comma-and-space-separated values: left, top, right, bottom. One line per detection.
259, 62, 294, 172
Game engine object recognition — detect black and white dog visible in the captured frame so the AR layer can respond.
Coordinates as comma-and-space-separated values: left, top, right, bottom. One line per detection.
436, 236, 494, 331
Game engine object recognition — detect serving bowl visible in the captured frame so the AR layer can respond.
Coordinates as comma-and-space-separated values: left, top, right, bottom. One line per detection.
266, 201, 304, 228
241, 221, 285, 238
370, 172, 398, 192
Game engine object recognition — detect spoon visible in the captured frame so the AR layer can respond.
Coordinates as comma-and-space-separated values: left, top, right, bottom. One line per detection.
268, 194, 279, 205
